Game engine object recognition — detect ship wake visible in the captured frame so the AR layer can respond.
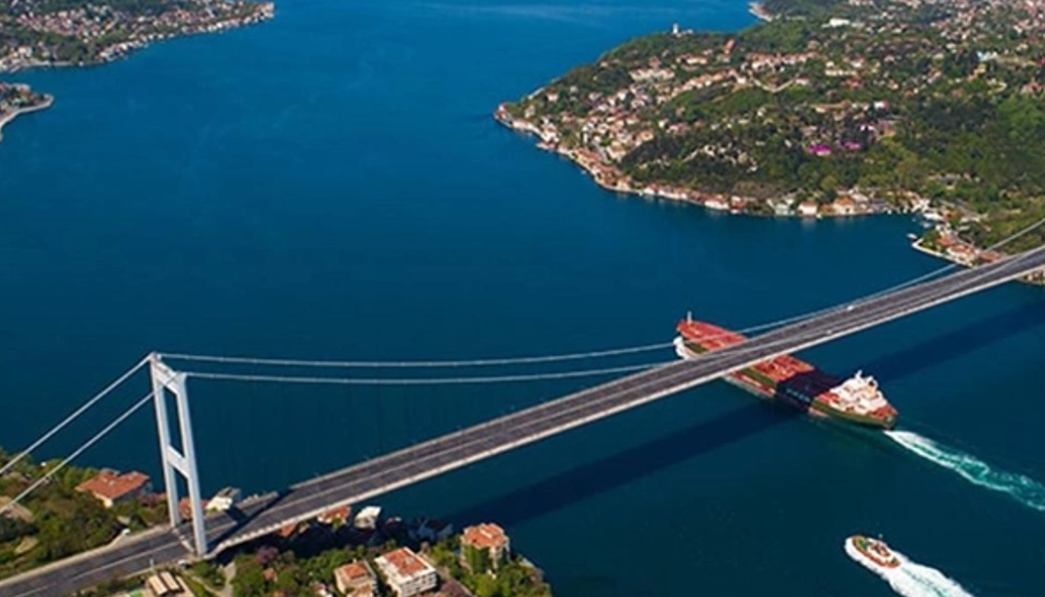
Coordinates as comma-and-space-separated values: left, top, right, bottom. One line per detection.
845, 540, 975, 597
885, 430, 1045, 513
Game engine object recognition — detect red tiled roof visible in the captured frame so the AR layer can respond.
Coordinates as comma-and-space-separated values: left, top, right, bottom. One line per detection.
76, 470, 149, 501
461, 523, 508, 550
334, 562, 371, 583
319, 505, 351, 524
178, 496, 211, 520
381, 548, 428, 576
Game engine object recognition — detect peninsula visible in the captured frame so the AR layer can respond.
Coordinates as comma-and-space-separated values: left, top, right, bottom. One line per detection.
0, 0, 274, 145
496, 0, 1045, 254
0, 83, 52, 143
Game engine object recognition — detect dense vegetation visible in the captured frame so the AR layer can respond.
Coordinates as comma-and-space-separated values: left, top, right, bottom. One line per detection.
0, 447, 166, 580
230, 536, 550, 597
504, 0, 1045, 247
431, 537, 550, 597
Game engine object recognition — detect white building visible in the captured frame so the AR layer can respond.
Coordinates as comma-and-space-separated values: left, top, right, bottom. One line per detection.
206, 487, 242, 513
798, 201, 819, 217
374, 547, 437, 597
354, 505, 382, 530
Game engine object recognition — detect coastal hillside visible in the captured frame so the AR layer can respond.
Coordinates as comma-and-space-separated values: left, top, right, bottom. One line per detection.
498, 0, 1045, 251
0, 0, 274, 146
0, 0, 274, 71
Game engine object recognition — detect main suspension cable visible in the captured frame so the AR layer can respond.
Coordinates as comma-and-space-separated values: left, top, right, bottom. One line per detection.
182, 361, 672, 385
157, 244, 1018, 372
161, 341, 675, 369
0, 357, 149, 478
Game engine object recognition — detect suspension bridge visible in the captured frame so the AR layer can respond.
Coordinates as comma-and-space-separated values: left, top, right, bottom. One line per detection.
3, 242, 1045, 597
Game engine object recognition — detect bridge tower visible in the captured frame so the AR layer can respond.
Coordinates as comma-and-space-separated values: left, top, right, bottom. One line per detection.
149, 353, 208, 557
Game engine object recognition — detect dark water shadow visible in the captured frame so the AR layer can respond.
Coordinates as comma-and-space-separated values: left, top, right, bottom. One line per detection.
444, 401, 795, 527
857, 301, 1045, 383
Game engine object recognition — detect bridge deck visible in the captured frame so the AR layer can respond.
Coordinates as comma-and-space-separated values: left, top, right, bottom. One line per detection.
211, 244, 1045, 551
2, 245, 1044, 597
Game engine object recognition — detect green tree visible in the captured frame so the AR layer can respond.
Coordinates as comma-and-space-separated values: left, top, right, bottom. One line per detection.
231, 556, 268, 597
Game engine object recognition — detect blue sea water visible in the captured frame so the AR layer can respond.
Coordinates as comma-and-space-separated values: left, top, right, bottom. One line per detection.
2, 0, 1045, 595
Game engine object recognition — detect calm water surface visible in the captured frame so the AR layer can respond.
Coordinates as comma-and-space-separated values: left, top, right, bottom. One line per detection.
2, 1, 1044, 595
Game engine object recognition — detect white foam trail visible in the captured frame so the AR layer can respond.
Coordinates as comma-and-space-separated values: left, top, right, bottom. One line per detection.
886, 430, 1045, 513
845, 539, 976, 597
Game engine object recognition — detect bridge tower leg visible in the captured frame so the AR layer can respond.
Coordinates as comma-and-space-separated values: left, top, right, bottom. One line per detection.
149, 353, 208, 557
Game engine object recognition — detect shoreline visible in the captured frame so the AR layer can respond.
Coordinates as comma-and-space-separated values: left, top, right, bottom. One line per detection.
748, 2, 776, 22
0, 95, 54, 143
0, 3, 275, 74
910, 235, 1045, 285
494, 104, 905, 220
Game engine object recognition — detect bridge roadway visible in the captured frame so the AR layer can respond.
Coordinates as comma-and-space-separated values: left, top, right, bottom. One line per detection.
3, 245, 1045, 597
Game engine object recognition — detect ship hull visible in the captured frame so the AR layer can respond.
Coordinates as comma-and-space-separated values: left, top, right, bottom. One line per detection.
674, 336, 896, 430
810, 401, 896, 430
845, 536, 901, 571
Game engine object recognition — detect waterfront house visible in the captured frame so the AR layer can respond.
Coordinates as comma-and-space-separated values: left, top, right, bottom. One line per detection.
207, 486, 241, 512
798, 201, 819, 217
705, 197, 729, 211
832, 196, 859, 215
334, 561, 377, 597
354, 505, 382, 530
319, 505, 352, 526
460, 523, 510, 572
76, 470, 151, 508
945, 243, 978, 265
178, 496, 212, 520
374, 548, 437, 597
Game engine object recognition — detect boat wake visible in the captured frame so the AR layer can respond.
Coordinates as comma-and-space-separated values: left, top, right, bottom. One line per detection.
845, 540, 975, 597
885, 430, 1045, 513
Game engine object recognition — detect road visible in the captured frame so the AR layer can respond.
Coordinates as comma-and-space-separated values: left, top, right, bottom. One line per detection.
2, 245, 1043, 597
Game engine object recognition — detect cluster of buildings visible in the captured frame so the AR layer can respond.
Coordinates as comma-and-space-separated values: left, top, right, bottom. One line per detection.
78, 469, 524, 597
496, 0, 1045, 218
0, 0, 275, 72
328, 522, 508, 597
850, 0, 1045, 52
74, 469, 242, 520
913, 222, 1004, 267
496, 104, 909, 218
494, 21, 908, 216
286, 516, 511, 597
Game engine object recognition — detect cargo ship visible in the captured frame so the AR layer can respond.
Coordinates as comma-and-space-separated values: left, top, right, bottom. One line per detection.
845, 535, 901, 570
674, 315, 898, 429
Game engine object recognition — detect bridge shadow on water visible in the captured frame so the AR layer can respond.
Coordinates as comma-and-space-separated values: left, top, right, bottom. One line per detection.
856, 300, 1045, 384
444, 401, 795, 528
